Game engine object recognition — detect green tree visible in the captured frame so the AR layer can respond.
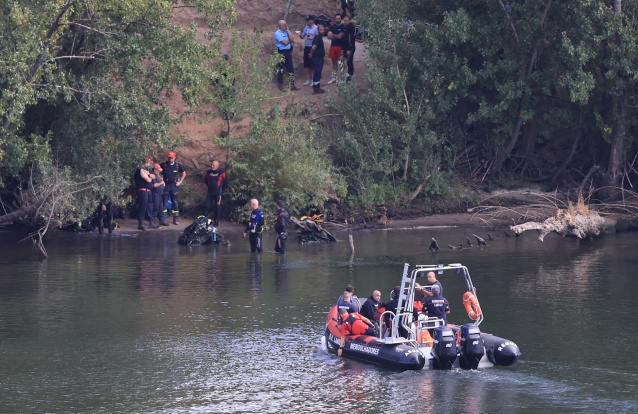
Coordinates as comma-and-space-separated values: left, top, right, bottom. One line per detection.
0, 0, 235, 250
337, 0, 638, 204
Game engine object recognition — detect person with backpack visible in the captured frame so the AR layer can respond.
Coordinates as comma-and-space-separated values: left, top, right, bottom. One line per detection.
244, 198, 265, 253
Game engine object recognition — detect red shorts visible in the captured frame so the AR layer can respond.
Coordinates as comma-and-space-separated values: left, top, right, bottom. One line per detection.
329, 46, 343, 60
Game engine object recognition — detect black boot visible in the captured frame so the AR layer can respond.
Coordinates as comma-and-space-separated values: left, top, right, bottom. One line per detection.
173, 215, 179, 225
138, 220, 146, 231
149, 219, 159, 229
159, 216, 169, 226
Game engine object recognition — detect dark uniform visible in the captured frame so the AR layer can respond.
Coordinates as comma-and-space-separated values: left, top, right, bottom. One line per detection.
96, 195, 113, 234
151, 173, 166, 226
385, 295, 419, 338
343, 21, 356, 80
133, 168, 153, 230
245, 207, 265, 252
360, 295, 384, 322
160, 160, 185, 223
310, 31, 325, 93
337, 297, 358, 313
204, 168, 228, 226
274, 204, 290, 254
423, 290, 450, 324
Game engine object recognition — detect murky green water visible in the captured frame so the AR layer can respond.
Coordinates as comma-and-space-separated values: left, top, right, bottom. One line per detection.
1, 225, 637, 413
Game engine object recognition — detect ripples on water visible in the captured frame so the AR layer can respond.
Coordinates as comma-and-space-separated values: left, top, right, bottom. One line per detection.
1, 228, 637, 413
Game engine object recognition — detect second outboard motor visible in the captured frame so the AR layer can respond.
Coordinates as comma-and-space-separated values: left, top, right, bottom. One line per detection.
482, 333, 521, 366
432, 326, 457, 370
458, 324, 485, 370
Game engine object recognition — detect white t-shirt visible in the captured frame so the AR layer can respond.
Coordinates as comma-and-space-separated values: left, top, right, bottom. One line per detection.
302, 24, 318, 48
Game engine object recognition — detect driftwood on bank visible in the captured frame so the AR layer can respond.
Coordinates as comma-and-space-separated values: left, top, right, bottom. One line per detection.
289, 217, 337, 243
510, 206, 607, 242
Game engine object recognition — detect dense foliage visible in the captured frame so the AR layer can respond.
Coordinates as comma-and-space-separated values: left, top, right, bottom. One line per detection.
0, 0, 236, 228
335, 0, 638, 204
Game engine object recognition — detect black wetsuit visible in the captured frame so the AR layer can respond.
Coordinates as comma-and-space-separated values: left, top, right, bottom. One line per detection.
274, 207, 290, 254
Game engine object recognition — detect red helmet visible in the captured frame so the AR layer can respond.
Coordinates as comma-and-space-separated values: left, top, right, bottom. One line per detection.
167, 151, 177, 158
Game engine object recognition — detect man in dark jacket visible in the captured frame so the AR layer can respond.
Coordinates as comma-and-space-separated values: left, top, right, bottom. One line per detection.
243, 198, 265, 253
133, 159, 154, 231
423, 284, 450, 324
274, 200, 290, 254
203, 160, 228, 226
360, 290, 384, 322
342, 15, 356, 81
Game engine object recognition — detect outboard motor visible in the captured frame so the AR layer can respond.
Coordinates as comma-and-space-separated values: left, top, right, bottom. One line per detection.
432, 326, 457, 370
482, 333, 521, 366
458, 324, 485, 370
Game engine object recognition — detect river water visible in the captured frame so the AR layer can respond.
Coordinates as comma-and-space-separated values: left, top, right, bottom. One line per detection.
0, 224, 637, 413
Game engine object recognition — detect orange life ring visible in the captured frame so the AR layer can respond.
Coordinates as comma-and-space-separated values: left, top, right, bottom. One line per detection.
462, 291, 482, 320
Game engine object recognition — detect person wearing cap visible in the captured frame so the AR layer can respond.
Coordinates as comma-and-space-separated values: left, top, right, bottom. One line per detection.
423, 284, 450, 324
274, 20, 299, 92
308, 24, 326, 94
160, 151, 186, 225
274, 199, 290, 254
151, 163, 167, 227
300, 15, 318, 86
133, 159, 154, 231
203, 160, 228, 226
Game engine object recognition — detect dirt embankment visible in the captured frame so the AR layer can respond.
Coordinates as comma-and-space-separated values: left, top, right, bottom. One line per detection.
164, 1, 367, 215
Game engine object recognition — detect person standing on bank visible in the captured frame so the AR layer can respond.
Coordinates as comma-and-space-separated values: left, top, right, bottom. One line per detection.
160, 151, 186, 225
342, 15, 356, 82
308, 24, 326, 94
300, 15, 318, 86
274, 200, 290, 254
244, 198, 265, 253
327, 13, 345, 84
151, 163, 168, 227
133, 160, 154, 231
274, 20, 300, 92
204, 160, 228, 227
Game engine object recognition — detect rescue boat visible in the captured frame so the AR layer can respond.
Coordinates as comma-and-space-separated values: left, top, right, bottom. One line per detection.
321, 263, 521, 371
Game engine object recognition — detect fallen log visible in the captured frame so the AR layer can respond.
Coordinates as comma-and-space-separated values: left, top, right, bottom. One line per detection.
290, 217, 337, 243
510, 208, 607, 242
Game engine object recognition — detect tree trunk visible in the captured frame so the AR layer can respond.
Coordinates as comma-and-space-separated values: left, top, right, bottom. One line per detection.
489, 0, 553, 177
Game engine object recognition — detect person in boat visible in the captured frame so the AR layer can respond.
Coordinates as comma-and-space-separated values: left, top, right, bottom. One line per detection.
339, 308, 376, 336
337, 290, 358, 314
384, 286, 420, 338
412, 283, 427, 314
422, 271, 443, 299
337, 285, 359, 312
360, 290, 384, 323
423, 284, 450, 324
